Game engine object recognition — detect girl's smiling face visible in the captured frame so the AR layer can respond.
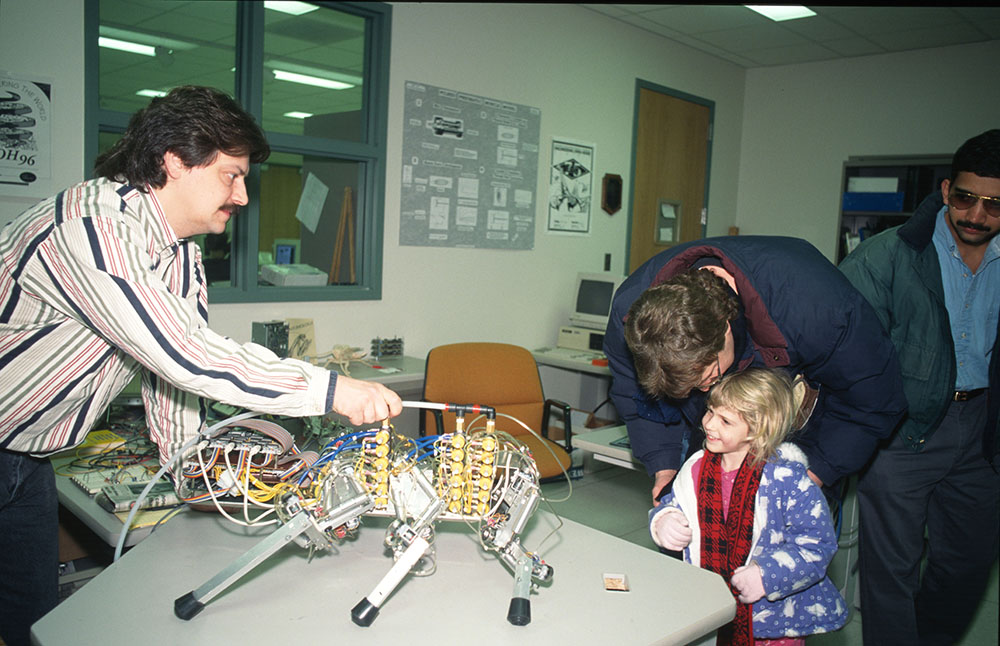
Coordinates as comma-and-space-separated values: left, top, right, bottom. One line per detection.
702, 403, 752, 470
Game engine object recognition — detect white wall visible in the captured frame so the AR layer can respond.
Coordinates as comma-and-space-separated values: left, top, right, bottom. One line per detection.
1, 1, 747, 360
16, 3, 996, 365
736, 40, 1000, 260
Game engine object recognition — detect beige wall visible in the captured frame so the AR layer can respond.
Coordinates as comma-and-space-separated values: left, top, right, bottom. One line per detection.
3, 1, 995, 362
736, 40, 1000, 259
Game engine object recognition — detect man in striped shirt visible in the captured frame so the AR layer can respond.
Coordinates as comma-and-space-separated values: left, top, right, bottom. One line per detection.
0, 86, 402, 646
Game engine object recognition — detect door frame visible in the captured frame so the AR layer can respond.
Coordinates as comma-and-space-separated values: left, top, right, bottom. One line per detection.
625, 79, 715, 271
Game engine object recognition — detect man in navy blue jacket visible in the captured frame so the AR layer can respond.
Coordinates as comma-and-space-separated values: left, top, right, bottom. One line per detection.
604, 236, 907, 502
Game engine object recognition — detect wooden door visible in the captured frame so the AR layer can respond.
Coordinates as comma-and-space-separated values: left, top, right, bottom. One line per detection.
629, 84, 713, 273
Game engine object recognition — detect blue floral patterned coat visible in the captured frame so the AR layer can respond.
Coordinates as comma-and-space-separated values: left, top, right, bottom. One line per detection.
650, 444, 849, 638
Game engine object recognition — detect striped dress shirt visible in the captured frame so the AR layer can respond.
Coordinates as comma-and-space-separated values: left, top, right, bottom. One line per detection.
0, 178, 334, 466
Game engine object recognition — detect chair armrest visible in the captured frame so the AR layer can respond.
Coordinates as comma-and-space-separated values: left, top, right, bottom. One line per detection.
419, 407, 445, 437
541, 398, 573, 453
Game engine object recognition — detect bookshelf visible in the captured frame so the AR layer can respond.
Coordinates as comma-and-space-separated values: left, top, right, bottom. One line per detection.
837, 155, 951, 263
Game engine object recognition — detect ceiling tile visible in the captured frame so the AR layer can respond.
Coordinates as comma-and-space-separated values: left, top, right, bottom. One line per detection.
696, 23, 809, 53
777, 15, 858, 42
820, 37, 886, 58
868, 23, 992, 52
819, 6, 966, 36
636, 4, 767, 34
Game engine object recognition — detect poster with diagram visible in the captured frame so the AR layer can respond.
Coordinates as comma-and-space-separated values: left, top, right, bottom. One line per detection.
400, 81, 541, 250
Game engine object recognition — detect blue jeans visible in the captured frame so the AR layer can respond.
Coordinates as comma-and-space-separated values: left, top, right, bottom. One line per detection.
0, 450, 59, 646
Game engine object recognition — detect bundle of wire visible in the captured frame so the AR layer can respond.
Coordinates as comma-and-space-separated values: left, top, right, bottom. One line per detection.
181, 418, 319, 527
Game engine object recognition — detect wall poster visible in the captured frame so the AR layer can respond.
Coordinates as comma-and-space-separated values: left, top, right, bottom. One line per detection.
0, 72, 51, 198
547, 137, 594, 234
399, 81, 541, 250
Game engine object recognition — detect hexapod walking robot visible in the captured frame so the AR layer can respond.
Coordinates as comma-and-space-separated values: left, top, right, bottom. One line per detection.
171, 402, 555, 627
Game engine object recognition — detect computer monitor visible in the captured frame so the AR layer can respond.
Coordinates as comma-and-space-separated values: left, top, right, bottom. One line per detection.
273, 238, 300, 265
568, 272, 625, 331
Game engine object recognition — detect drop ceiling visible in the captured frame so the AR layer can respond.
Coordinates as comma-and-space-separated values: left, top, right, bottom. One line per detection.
581, 4, 1000, 67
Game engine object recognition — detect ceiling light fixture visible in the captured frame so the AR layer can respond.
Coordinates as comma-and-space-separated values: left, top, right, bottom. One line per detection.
99, 36, 156, 56
272, 70, 353, 90
264, 1, 319, 16
284, 111, 314, 119
99, 25, 196, 51
264, 60, 362, 88
745, 5, 816, 21
136, 89, 168, 98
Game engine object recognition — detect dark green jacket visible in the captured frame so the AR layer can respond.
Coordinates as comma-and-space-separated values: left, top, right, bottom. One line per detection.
840, 193, 999, 462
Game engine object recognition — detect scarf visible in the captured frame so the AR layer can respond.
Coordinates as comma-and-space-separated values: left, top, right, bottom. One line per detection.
698, 451, 763, 646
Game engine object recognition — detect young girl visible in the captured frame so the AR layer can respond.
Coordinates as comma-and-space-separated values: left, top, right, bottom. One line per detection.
650, 368, 847, 646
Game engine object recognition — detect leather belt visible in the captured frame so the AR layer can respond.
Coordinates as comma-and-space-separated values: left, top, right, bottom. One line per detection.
953, 388, 986, 401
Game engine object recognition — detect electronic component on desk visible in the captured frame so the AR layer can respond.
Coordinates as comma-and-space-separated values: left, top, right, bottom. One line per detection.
96, 480, 180, 513
206, 428, 285, 455
371, 336, 404, 358
557, 325, 606, 352
69, 465, 154, 495
568, 271, 625, 331
252, 320, 289, 357
259, 263, 327, 287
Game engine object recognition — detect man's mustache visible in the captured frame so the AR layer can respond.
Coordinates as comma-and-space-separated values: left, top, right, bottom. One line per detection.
955, 219, 989, 232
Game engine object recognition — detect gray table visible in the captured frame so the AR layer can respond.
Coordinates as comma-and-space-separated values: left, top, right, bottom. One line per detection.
33, 507, 734, 646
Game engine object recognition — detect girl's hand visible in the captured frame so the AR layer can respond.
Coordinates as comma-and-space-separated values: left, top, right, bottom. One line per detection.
652, 508, 692, 550
731, 563, 765, 604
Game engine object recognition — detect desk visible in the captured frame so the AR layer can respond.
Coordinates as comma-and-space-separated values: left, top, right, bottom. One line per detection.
342, 355, 426, 397
53, 356, 427, 550
574, 425, 643, 471
33, 508, 734, 646
532, 346, 610, 376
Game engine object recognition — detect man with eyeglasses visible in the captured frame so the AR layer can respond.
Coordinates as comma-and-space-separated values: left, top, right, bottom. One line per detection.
840, 129, 1000, 645
603, 235, 907, 506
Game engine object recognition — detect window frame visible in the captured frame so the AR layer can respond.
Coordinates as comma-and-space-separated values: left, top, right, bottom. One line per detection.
84, 0, 391, 303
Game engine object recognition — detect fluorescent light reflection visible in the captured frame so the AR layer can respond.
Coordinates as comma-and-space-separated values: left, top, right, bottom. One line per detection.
745, 5, 816, 21
272, 70, 353, 90
283, 111, 314, 119
264, 1, 319, 16
136, 89, 168, 98
99, 37, 156, 56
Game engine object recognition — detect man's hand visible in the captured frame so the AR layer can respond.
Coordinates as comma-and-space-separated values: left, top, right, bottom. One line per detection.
331, 375, 403, 426
731, 563, 765, 604
807, 469, 823, 488
652, 508, 692, 551
652, 469, 678, 504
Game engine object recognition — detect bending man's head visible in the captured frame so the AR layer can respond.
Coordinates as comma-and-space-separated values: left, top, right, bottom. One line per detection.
625, 269, 737, 400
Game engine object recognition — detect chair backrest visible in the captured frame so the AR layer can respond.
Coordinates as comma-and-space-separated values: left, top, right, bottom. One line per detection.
422, 342, 544, 438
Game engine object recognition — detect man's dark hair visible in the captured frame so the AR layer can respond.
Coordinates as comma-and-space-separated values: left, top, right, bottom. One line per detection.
624, 269, 738, 400
951, 129, 1000, 182
94, 85, 270, 189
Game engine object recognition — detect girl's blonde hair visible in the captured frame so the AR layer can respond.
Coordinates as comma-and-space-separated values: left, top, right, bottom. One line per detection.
705, 368, 796, 465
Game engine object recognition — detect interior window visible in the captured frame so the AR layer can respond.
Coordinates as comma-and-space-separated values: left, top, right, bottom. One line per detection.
89, 0, 391, 302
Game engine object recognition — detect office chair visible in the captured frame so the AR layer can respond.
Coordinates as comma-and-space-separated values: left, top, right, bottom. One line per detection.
420, 342, 574, 482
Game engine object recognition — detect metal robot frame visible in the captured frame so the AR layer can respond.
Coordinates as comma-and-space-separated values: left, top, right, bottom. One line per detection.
172, 401, 555, 627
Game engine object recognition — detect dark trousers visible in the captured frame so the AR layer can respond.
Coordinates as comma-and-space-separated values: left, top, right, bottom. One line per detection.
857, 395, 999, 646
0, 450, 59, 646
